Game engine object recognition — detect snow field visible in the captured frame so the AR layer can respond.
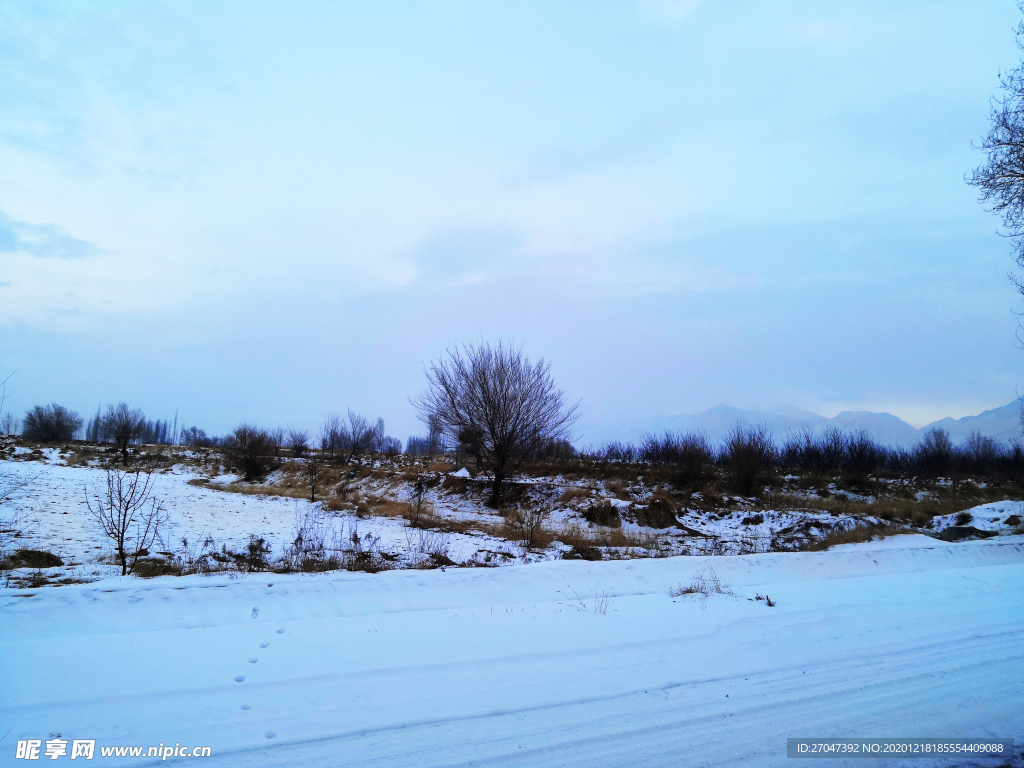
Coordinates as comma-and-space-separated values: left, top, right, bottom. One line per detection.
1, 537, 1023, 766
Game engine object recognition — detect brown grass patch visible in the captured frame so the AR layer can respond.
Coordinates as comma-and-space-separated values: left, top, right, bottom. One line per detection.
367, 498, 413, 518
558, 487, 591, 504
805, 523, 911, 551
549, 520, 662, 552
765, 492, 980, 525
603, 480, 631, 500
206, 482, 311, 500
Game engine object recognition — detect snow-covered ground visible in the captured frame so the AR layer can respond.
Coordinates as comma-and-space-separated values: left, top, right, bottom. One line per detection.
0, 460, 521, 578
931, 500, 1024, 533
1, 456, 970, 580
2, 536, 1023, 766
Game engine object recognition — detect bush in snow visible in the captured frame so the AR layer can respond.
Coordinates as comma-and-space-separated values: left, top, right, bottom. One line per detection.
222, 424, 280, 481
22, 403, 83, 443
722, 424, 775, 497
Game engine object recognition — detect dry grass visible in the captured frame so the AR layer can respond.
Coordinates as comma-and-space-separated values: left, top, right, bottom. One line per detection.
604, 480, 631, 500
198, 481, 311, 500
558, 487, 591, 504
805, 523, 912, 551
366, 498, 413, 518
549, 520, 662, 552
669, 568, 733, 600
765, 492, 981, 525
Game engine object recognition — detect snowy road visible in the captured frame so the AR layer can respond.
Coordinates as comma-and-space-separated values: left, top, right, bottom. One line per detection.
2, 537, 1022, 766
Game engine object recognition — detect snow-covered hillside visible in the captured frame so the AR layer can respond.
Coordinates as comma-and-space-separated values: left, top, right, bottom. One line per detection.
1, 536, 1022, 766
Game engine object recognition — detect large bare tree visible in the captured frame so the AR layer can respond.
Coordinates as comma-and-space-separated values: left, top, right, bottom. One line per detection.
414, 341, 578, 506
970, 9, 1024, 296
86, 467, 168, 576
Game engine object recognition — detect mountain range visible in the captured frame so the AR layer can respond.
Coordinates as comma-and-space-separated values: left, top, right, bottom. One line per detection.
637, 401, 1022, 448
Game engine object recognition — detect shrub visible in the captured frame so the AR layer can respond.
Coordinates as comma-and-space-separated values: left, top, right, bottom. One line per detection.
583, 499, 621, 527
669, 568, 733, 608
287, 428, 310, 459
633, 493, 678, 528
506, 506, 550, 551
601, 441, 636, 463
180, 426, 216, 447
843, 430, 884, 480
915, 428, 954, 477
222, 424, 279, 481
22, 404, 82, 443
640, 431, 714, 482
722, 424, 775, 496
8, 549, 63, 568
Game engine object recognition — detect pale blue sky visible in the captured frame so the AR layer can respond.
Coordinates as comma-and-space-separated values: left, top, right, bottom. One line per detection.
0, 1, 1021, 443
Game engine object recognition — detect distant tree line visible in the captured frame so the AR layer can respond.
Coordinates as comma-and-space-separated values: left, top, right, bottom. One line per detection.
218, 409, 405, 483
21, 401, 180, 456
11, 341, 1023, 504
585, 424, 1024, 495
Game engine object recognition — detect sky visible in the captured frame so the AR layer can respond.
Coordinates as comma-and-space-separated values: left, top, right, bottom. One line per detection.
1, 0, 1023, 445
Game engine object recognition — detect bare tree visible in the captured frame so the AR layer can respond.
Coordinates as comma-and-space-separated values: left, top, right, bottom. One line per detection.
180, 426, 214, 448
101, 402, 146, 462
320, 414, 343, 463
0, 372, 16, 438
370, 418, 386, 454
507, 506, 549, 552
288, 428, 310, 459
414, 341, 579, 506
970, 9, 1024, 297
0, 466, 39, 557
343, 409, 377, 463
304, 450, 326, 502
86, 467, 168, 576
427, 413, 444, 457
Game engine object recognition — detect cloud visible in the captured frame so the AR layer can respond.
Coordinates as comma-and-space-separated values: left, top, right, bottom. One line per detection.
408, 224, 525, 285
0, 211, 101, 259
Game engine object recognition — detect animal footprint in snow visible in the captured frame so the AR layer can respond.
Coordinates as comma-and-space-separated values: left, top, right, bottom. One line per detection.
260, 642, 270, 648
251, 607, 259, 619
264, 732, 276, 740
276, 628, 284, 634
239, 704, 251, 710
248, 658, 258, 664
234, 675, 245, 683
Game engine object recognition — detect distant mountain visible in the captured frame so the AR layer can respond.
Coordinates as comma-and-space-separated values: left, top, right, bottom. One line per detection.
922, 402, 1021, 445
642, 401, 1021, 448
830, 411, 920, 447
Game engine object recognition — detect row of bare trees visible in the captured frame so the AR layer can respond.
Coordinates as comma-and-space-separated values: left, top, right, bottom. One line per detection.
221, 410, 401, 486
19, 400, 161, 462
